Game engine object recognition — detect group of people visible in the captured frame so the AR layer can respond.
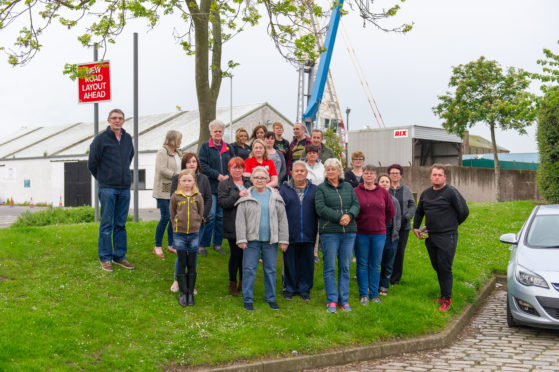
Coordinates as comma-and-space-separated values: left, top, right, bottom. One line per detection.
88, 109, 469, 314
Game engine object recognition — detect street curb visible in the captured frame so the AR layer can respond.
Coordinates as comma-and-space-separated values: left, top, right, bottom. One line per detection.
188, 276, 498, 372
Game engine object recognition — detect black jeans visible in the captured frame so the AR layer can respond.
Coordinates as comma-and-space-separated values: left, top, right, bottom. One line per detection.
282, 242, 315, 296
390, 228, 410, 285
425, 232, 458, 300
228, 239, 243, 282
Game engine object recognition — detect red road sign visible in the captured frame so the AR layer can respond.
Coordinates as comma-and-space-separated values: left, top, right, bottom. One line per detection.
77, 61, 111, 103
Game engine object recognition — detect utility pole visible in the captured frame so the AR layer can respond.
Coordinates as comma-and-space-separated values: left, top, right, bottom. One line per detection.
345, 107, 350, 163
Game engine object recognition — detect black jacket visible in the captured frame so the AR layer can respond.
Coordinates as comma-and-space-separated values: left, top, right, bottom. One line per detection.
344, 169, 364, 188
413, 184, 469, 234
231, 142, 251, 160
88, 126, 134, 189
218, 176, 252, 240
170, 172, 212, 221
198, 139, 236, 193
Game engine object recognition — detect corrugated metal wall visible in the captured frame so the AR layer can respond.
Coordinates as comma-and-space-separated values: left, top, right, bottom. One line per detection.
348, 129, 413, 166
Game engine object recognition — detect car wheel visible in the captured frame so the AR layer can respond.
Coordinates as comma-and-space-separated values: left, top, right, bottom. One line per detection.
506, 292, 517, 327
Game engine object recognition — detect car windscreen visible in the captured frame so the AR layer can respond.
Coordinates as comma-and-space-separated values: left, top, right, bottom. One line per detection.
526, 214, 559, 248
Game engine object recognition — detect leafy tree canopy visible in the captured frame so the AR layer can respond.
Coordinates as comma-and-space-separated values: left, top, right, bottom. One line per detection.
432, 56, 536, 136
0, 0, 411, 68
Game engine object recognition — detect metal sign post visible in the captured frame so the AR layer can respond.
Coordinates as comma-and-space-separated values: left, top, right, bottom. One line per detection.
133, 33, 139, 223
93, 44, 99, 222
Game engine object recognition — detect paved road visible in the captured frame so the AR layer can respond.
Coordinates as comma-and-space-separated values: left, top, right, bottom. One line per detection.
309, 287, 559, 372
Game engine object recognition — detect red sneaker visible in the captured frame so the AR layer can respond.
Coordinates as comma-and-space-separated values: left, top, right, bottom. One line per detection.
438, 298, 451, 312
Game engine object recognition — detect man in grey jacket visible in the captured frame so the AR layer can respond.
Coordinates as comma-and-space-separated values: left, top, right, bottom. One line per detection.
387, 164, 416, 286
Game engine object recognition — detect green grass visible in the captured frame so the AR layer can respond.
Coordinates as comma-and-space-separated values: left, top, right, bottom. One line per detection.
0, 201, 534, 371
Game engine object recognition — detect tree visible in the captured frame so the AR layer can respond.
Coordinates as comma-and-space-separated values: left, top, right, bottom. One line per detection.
432, 56, 536, 202
0, 0, 411, 148
323, 127, 345, 164
532, 41, 559, 202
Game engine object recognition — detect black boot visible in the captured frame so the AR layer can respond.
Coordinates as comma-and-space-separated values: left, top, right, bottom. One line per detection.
187, 273, 197, 306
177, 274, 188, 307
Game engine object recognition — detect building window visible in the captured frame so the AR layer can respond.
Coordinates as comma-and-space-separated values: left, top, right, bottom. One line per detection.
130, 169, 146, 190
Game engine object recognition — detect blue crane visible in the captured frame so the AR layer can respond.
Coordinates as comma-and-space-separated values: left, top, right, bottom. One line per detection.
301, 0, 345, 130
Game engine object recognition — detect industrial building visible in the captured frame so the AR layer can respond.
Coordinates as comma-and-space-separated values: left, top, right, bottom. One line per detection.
348, 125, 463, 167
0, 102, 292, 208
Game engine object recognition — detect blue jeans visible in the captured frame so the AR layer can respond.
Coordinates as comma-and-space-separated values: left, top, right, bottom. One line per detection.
321, 233, 355, 305
242, 241, 278, 304
155, 198, 173, 247
98, 187, 130, 262
173, 232, 199, 253
380, 226, 399, 292
199, 193, 222, 248
356, 234, 386, 298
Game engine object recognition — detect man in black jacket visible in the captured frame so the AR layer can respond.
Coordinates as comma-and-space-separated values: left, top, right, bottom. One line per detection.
413, 164, 469, 312
88, 109, 135, 273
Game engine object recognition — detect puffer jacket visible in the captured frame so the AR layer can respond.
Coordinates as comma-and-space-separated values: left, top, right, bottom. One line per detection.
153, 145, 183, 199
315, 178, 360, 234
235, 186, 289, 245
170, 190, 204, 234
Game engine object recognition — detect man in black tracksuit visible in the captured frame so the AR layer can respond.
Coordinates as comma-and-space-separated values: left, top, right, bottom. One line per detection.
413, 164, 469, 312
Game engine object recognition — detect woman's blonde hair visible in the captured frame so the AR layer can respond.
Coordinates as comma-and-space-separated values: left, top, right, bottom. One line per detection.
249, 139, 269, 160
177, 169, 199, 194
164, 130, 182, 148
235, 127, 249, 143
323, 158, 344, 180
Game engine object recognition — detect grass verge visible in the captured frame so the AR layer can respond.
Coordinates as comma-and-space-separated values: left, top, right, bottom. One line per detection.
0, 201, 534, 370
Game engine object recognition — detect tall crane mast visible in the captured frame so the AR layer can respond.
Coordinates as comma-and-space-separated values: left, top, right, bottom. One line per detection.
299, 0, 345, 136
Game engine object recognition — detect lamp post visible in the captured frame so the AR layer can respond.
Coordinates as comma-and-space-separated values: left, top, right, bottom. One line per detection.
345, 107, 351, 164
229, 75, 233, 143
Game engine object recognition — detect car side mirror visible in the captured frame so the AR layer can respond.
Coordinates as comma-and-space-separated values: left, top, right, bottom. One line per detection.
499, 233, 518, 245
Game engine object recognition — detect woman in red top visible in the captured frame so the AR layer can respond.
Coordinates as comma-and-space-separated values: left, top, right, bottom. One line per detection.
243, 139, 278, 188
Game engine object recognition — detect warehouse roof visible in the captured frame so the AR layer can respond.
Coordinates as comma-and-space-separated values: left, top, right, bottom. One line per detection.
0, 102, 291, 159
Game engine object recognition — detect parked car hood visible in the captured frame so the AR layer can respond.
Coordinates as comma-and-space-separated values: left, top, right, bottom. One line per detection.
517, 247, 559, 273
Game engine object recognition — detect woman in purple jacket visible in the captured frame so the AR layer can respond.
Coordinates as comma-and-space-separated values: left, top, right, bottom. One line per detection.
354, 165, 395, 306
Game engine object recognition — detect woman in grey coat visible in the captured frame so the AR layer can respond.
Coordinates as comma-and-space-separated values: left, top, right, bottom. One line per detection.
235, 167, 289, 311
387, 164, 417, 286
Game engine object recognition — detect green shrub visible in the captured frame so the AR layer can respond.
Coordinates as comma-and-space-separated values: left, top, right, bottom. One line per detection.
537, 87, 559, 203
11, 206, 134, 227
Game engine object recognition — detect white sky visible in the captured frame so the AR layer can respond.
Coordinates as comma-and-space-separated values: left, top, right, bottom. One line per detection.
1, 0, 557, 152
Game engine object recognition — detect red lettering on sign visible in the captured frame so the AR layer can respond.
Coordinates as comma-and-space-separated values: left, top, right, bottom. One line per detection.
394, 130, 408, 138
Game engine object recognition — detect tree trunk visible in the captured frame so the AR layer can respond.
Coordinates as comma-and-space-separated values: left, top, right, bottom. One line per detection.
489, 122, 502, 202
189, 0, 222, 150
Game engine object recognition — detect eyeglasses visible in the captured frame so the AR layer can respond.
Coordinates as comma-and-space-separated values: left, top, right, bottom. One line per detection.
363, 172, 376, 176
352, 158, 364, 161
253, 177, 267, 181
389, 172, 401, 175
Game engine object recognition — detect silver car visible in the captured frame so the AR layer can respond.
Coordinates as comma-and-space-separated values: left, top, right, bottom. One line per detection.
500, 204, 559, 329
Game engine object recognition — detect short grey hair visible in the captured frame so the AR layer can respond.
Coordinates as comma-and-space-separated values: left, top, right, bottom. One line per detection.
323, 158, 344, 180
292, 160, 308, 172
251, 166, 270, 182
208, 119, 225, 132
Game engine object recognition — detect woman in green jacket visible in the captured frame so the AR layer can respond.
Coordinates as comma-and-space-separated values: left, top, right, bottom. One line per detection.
315, 158, 360, 313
